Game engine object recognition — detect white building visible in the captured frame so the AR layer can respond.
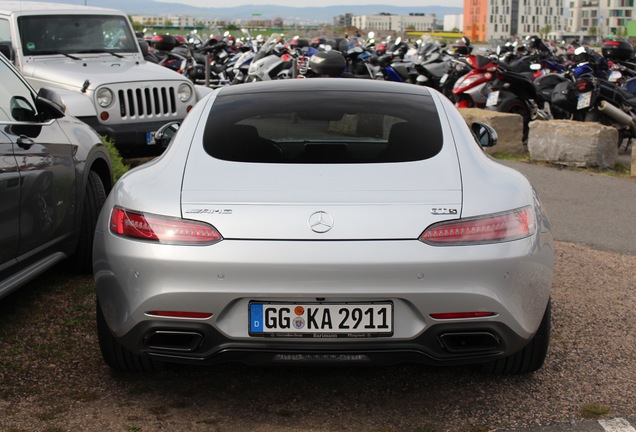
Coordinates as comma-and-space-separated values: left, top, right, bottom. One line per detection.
486, 0, 565, 41
352, 13, 438, 33
131, 15, 217, 29
568, 0, 633, 37
443, 14, 464, 32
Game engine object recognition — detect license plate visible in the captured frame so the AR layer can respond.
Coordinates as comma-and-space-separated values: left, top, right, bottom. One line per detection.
440, 73, 448, 84
146, 131, 156, 145
486, 90, 499, 107
249, 302, 393, 337
577, 91, 592, 110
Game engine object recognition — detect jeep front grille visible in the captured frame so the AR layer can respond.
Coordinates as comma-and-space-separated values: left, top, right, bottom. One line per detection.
118, 87, 177, 117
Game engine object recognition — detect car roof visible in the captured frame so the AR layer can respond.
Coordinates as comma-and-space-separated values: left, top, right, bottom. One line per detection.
215, 78, 436, 98
0, 1, 121, 15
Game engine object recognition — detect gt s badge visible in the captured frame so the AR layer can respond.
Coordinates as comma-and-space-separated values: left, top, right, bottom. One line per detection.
430, 208, 458, 215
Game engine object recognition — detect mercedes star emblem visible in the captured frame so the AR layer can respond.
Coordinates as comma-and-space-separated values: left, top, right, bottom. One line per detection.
308, 211, 334, 233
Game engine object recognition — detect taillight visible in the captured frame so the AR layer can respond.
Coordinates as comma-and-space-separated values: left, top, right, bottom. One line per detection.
420, 206, 536, 245
109, 207, 222, 245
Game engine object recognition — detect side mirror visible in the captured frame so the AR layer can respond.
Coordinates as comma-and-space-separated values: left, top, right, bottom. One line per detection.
471, 122, 498, 148
36, 88, 66, 120
0, 42, 13, 61
154, 121, 180, 148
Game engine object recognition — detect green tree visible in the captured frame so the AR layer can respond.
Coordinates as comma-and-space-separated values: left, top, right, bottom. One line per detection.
588, 25, 598, 36
539, 24, 552, 39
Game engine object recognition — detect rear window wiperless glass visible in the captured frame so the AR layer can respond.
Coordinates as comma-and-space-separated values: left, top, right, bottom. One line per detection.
203, 90, 443, 163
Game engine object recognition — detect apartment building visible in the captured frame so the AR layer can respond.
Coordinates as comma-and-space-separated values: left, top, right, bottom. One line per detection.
568, 0, 634, 36
464, 0, 489, 41
351, 13, 438, 32
464, 0, 564, 41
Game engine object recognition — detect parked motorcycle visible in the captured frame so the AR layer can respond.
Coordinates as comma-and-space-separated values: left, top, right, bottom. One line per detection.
452, 54, 499, 108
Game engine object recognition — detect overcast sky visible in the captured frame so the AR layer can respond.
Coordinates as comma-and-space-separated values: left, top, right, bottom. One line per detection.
155, 0, 463, 8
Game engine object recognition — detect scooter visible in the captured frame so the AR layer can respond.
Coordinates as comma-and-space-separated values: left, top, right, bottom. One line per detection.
452, 54, 499, 108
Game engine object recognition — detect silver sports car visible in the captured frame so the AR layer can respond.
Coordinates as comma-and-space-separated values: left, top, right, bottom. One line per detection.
93, 79, 554, 374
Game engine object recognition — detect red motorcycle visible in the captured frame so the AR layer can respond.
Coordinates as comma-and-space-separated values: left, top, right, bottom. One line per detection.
452, 54, 499, 108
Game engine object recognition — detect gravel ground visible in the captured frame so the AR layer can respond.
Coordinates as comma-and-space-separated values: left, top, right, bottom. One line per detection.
0, 240, 635, 432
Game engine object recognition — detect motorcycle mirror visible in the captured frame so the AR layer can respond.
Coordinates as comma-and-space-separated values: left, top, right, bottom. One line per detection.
224, 31, 230, 37
530, 63, 541, 70
395, 37, 402, 45
368, 31, 375, 39
497, 45, 501, 55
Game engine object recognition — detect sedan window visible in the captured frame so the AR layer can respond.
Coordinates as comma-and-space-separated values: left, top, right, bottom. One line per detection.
203, 91, 443, 163
0, 61, 36, 122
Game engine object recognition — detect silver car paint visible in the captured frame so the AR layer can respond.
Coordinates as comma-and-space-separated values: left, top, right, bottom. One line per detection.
93, 82, 553, 360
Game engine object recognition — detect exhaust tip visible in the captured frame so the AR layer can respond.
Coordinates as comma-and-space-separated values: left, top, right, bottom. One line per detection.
439, 332, 501, 353
145, 330, 204, 352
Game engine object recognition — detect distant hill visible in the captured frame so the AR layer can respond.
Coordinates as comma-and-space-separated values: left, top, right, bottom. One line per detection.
31, 0, 463, 24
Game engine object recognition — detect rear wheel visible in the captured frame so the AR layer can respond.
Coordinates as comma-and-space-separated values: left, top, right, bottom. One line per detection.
72, 170, 106, 273
96, 299, 165, 373
480, 299, 551, 375
497, 97, 531, 144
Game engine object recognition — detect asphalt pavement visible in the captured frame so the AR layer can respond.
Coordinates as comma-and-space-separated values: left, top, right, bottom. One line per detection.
501, 159, 636, 256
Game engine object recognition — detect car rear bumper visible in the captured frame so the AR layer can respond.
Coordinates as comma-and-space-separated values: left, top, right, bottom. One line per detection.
116, 316, 531, 367
94, 231, 554, 366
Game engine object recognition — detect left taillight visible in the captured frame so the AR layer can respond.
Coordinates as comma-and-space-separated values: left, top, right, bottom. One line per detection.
420, 206, 536, 246
109, 207, 222, 245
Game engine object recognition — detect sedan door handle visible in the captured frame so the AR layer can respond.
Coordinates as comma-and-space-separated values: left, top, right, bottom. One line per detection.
16, 135, 34, 149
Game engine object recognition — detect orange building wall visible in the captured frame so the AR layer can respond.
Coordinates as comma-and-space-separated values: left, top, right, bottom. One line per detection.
463, 0, 488, 42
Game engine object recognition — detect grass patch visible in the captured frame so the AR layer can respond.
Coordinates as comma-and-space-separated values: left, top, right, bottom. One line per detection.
103, 135, 130, 182
581, 403, 610, 419
490, 151, 531, 162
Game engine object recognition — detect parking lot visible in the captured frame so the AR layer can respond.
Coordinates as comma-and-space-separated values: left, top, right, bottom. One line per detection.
0, 160, 635, 432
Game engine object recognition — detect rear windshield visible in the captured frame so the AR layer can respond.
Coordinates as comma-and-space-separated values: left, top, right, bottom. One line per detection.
203, 90, 443, 163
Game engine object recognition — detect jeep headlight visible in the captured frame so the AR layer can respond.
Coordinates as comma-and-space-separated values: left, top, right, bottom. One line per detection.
96, 88, 114, 108
178, 83, 193, 102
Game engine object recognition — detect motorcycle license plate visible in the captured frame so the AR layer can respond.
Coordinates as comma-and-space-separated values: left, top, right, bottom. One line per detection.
440, 73, 449, 84
577, 92, 592, 110
146, 131, 156, 145
249, 302, 393, 337
486, 91, 499, 107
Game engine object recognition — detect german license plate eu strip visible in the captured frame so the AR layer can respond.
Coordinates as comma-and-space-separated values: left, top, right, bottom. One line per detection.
249, 302, 393, 338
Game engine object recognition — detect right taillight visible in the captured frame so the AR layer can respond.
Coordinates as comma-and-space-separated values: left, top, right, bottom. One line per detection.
109, 207, 222, 245
420, 206, 536, 246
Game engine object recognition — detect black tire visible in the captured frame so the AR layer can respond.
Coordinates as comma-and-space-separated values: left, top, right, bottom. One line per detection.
96, 299, 165, 373
72, 171, 106, 273
497, 97, 531, 145
480, 299, 551, 375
